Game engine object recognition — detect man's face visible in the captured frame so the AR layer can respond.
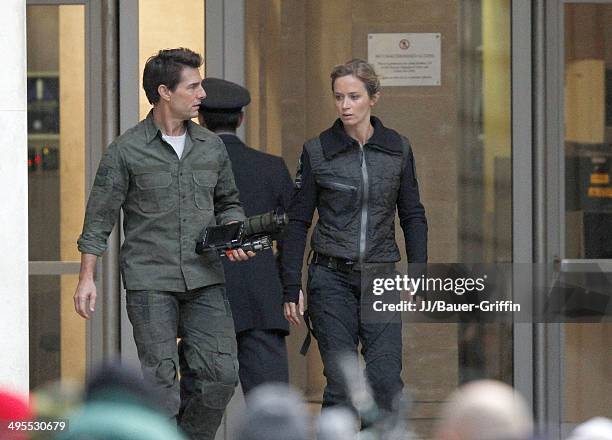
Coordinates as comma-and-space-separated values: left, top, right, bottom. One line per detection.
166, 67, 206, 120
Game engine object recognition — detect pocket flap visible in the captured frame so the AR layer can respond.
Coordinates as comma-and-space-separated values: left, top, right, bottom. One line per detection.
318, 179, 357, 192
193, 170, 218, 187
134, 171, 172, 190
217, 336, 237, 354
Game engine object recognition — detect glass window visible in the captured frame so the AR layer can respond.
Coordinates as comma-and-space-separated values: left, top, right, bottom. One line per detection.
29, 275, 84, 389
27, 4, 86, 390
563, 2, 612, 425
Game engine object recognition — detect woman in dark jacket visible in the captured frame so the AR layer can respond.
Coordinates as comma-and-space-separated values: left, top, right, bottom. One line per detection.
281, 59, 427, 411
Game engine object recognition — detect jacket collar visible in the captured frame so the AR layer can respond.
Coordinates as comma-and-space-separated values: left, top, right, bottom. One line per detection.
143, 110, 161, 144
319, 116, 403, 160
218, 133, 242, 144
143, 109, 208, 144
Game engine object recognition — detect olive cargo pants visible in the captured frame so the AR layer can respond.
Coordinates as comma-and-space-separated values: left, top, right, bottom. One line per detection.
126, 285, 238, 440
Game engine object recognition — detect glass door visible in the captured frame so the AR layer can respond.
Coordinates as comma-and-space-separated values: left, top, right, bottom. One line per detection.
26, 2, 88, 390
540, 0, 612, 437
26, 0, 109, 391
243, 1, 516, 438
561, 1, 612, 435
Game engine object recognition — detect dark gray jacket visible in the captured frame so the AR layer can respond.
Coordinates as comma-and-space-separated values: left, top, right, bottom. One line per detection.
281, 117, 428, 302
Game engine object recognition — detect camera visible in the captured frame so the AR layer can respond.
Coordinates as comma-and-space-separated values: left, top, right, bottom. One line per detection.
195, 210, 289, 256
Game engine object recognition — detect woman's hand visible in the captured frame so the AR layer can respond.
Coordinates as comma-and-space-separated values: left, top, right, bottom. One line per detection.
284, 290, 304, 326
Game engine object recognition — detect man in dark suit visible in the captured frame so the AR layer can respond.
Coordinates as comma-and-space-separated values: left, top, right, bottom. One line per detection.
198, 78, 293, 394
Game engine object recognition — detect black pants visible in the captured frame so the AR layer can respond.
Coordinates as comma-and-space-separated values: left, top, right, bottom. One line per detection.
307, 263, 403, 411
236, 329, 289, 395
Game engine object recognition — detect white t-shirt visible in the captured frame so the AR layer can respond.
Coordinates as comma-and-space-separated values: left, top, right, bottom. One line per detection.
162, 133, 187, 159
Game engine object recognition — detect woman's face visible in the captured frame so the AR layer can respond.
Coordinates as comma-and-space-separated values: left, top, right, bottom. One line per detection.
333, 75, 378, 129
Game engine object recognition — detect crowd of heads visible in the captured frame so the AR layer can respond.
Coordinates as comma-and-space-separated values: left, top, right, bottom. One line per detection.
3, 360, 612, 439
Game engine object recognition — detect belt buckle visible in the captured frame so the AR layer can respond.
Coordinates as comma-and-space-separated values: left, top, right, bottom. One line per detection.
343, 260, 354, 271
327, 257, 338, 270
338, 258, 354, 273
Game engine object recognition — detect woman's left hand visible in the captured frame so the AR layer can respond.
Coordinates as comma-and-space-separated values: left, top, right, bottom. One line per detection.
283, 290, 304, 325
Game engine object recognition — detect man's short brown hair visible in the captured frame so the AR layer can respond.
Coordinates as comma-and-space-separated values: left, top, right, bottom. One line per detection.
142, 48, 202, 104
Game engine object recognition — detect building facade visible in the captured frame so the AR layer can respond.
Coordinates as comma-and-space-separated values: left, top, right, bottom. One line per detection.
2, 1, 611, 438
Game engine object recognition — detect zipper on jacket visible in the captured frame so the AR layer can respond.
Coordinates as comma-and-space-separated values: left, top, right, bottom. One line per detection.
358, 144, 369, 264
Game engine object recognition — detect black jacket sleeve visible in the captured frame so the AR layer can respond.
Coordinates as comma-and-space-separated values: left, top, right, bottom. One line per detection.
397, 144, 428, 263
273, 156, 296, 272
276, 156, 294, 212
280, 148, 317, 303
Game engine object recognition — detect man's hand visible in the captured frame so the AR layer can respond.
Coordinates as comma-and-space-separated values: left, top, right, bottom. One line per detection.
223, 221, 256, 262
74, 253, 98, 319
284, 289, 304, 326
226, 248, 256, 262
74, 277, 97, 319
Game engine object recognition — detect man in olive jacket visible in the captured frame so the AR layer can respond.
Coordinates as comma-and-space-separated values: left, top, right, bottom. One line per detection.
74, 48, 253, 440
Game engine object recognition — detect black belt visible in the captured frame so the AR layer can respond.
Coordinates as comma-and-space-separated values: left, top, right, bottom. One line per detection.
312, 252, 359, 273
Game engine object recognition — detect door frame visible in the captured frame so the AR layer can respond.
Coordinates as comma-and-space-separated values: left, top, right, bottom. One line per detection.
511, 0, 536, 422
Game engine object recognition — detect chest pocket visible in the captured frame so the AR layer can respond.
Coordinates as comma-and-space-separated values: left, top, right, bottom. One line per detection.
193, 170, 218, 210
317, 178, 359, 217
134, 171, 174, 213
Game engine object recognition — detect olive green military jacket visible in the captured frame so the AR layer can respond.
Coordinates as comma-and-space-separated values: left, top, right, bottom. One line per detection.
77, 111, 245, 291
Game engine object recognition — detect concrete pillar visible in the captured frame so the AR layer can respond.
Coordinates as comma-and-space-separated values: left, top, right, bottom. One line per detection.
0, 0, 29, 394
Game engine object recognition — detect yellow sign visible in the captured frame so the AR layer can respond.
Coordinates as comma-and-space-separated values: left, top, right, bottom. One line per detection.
590, 173, 610, 185
588, 187, 612, 198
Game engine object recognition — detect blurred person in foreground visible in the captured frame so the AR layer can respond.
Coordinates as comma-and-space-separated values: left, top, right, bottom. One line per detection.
57, 362, 186, 440
234, 383, 308, 440
0, 388, 32, 440
198, 78, 293, 395
434, 380, 533, 440
317, 406, 359, 440
567, 417, 612, 440
74, 48, 253, 439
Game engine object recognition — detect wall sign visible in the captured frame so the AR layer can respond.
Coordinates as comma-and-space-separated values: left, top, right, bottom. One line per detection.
368, 33, 441, 86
